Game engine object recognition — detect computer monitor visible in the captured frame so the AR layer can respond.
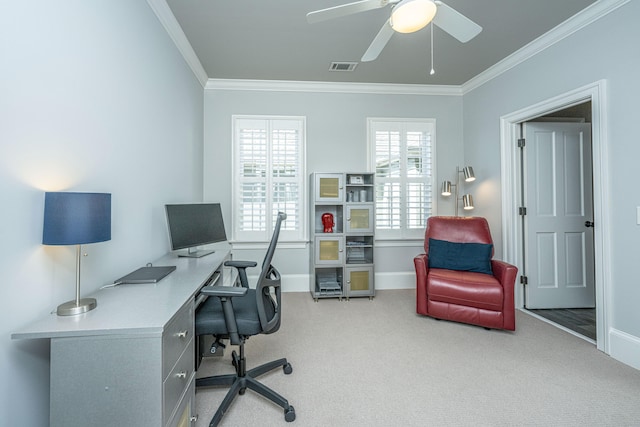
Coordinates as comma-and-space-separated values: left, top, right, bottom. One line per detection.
165, 203, 227, 258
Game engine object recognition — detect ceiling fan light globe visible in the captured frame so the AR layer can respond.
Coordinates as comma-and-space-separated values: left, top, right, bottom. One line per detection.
391, 0, 437, 33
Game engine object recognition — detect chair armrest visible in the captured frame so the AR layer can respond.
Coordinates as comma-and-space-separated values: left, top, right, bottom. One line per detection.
491, 259, 518, 330
200, 284, 248, 298
414, 253, 429, 273
198, 285, 248, 345
414, 253, 430, 315
491, 260, 518, 288
224, 260, 258, 288
224, 260, 258, 269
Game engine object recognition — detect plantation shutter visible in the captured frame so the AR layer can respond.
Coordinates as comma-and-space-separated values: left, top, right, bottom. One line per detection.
233, 116, 305, 242
369, 119, 435, 240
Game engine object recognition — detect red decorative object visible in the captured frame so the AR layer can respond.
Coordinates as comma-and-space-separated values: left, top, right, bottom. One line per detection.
321, 213, 334, 233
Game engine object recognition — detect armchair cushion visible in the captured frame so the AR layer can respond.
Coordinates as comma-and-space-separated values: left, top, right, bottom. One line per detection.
427, 269, 504, 312
428, 238, 493, 275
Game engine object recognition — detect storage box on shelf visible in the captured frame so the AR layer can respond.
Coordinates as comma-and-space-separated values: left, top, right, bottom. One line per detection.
310, 173, 375, 301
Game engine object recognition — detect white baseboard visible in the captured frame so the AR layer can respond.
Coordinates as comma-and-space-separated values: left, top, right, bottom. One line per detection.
247, 272, 418, 293
371, 271, 416, 290
281, 274, 310, 293
609, 328, 640, 370
278, 272, 416, 293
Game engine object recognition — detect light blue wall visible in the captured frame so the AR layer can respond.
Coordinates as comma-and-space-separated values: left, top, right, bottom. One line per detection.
463, 1, 640, 341
4, 1, 640, 425
203, 88, 464, 277
0, 1, 204, 425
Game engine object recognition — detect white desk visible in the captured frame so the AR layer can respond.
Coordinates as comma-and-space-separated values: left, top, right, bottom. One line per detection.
12, 242, 232, 427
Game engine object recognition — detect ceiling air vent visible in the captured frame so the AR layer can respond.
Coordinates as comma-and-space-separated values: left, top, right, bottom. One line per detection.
329, 62, 358, 72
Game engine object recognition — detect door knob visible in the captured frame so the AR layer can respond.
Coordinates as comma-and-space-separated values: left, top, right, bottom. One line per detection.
585, 221, 594, 227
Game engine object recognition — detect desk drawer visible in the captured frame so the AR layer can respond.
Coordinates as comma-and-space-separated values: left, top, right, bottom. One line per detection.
163, 302, 194, 379
167, 375, 195, 427
163, 339, 194, 423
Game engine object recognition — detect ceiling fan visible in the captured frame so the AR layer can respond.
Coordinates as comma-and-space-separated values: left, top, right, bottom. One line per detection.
307, 0, 482, 62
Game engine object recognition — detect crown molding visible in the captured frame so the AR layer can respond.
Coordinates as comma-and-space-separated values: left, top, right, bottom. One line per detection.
205, 79, 462, 96
146, 0, 208, 88
461, 0, 630, 94
150, 0, 628, 96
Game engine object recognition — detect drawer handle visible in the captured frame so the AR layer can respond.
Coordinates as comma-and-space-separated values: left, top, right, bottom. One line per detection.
176, 371, 188, 379
177, 330, 189, 339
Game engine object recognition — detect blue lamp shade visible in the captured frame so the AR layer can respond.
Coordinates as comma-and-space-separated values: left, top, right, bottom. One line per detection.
43, 192, 111, 245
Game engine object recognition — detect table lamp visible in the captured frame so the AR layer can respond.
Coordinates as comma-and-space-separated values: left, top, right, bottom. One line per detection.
43, 192, 111, 316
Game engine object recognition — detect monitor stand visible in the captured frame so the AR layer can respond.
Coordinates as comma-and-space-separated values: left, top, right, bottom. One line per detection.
179, 247, 215, 258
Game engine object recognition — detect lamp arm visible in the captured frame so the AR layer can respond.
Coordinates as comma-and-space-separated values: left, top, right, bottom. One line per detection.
455, 166, 460, 216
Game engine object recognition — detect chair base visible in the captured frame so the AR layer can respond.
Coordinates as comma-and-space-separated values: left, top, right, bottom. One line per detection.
196, 348, 295, 426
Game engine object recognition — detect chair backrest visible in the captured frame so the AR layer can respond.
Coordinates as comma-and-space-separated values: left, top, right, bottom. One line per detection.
424, 216, 494, 257
255, 212, 287, 334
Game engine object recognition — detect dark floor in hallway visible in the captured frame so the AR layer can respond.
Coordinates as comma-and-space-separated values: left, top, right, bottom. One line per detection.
528, 308, 596, 340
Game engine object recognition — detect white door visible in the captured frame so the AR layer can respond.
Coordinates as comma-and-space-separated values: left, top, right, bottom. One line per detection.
523, 122, 595, 309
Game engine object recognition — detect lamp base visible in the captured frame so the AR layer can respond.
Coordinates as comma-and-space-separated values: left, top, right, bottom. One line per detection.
56, 298, 97, 316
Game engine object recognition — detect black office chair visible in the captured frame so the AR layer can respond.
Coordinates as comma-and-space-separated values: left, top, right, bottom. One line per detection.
195, 212, 295, 426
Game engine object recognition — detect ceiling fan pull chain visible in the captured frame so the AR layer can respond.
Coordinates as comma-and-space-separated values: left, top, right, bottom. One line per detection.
430, 22, 435, 75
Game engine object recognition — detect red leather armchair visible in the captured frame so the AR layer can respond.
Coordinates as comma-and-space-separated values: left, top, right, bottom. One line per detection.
414, 216, 518, 331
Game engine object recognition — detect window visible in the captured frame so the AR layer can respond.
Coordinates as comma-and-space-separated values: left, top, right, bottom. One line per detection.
368, 118, 435, 240
232, 116, 306, 242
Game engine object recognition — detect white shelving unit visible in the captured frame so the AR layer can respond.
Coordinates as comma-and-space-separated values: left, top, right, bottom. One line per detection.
309, 172, 375, 301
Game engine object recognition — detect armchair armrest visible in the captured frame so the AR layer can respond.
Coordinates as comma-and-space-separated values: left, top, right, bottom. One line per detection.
414, 253, 430, 315
491, 260, 518, 287
491, 259, 518, 331
224, 260, 258, 288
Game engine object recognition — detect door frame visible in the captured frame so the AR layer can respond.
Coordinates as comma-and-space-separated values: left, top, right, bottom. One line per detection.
499, 80, 611, 353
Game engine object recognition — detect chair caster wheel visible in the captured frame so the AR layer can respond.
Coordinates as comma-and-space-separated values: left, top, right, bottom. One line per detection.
283, 363, 293, 375
284, 405, 295, 422
239, 387, 246, 395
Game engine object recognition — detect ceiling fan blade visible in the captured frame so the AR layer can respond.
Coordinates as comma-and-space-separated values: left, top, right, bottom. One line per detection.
432, 1, 482, 43
307, 0, 387, 24
361, 20, 394, 62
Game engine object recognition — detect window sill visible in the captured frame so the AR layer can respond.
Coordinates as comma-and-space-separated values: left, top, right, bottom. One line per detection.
229, 241, 309, 250
230, 240, 422, 249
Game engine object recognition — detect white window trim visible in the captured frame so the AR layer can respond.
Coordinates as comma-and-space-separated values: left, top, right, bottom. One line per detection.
367, 117, 437, 241
231, 115, 307, 243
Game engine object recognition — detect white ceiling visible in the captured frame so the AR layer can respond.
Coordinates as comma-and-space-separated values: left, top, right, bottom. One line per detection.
165, 0, 597, 86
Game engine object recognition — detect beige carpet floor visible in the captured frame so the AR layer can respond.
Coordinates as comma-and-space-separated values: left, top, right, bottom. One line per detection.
195, 289, 640, 427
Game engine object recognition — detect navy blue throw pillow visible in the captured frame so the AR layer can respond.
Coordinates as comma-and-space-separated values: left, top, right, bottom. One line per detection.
428, 238, 493, 275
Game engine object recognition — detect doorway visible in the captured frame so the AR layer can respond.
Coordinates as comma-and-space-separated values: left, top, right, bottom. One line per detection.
520, 106, 596, 341
499, 80, 611, 353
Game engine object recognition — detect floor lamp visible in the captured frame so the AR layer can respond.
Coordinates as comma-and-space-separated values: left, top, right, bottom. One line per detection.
43, 192, 111, 316
441, 166, 475, 216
